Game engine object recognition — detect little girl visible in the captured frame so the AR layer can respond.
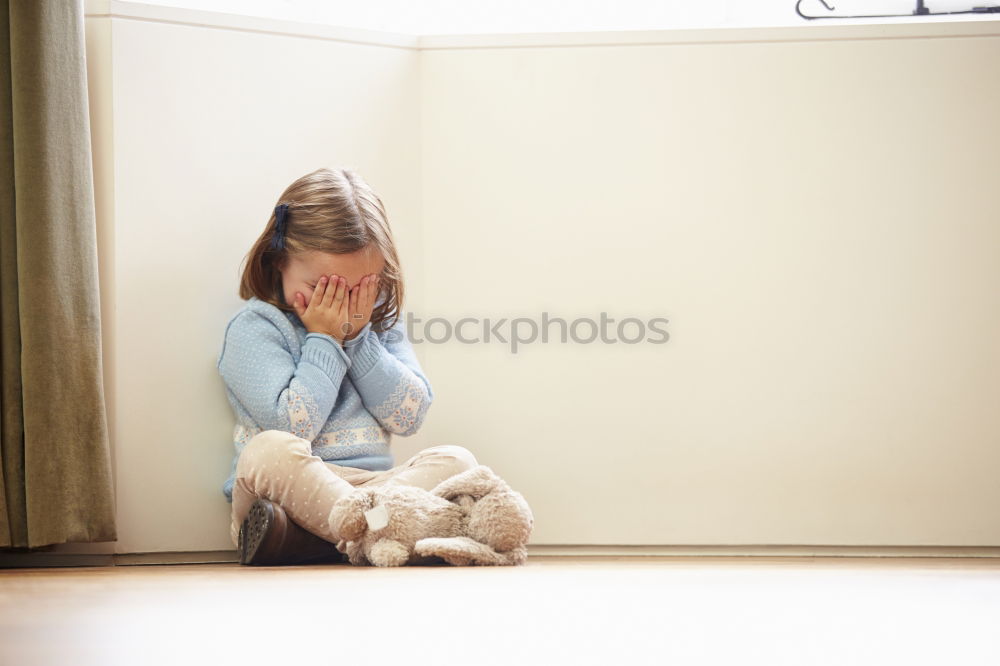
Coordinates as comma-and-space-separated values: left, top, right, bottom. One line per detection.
217, 166, 478, 565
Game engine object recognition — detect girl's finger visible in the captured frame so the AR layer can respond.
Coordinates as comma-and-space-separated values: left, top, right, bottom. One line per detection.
311, 277, 328, 308
361, 275, 375, 312
349, 284, 358, 315
354, 277, 367, 314
323, 275, 338, 308
334, 279, 349, 320
334, 276, 348, 302
329, 278, 346, 321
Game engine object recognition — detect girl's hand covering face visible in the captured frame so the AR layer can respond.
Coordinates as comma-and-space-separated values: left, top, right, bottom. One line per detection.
344, 273, 380, 342
293, 274, 380, 344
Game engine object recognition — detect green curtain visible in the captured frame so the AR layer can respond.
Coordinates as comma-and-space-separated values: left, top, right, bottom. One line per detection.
0, 0, 116, 548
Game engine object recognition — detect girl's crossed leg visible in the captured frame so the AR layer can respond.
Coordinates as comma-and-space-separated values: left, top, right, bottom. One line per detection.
229, 429, 479, 548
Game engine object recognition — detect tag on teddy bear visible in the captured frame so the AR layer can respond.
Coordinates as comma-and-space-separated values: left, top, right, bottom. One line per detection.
364, 503, 389, 531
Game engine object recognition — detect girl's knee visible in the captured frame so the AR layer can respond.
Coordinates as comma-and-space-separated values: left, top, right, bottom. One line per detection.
427, 444, 478, 475
237, 429, 310, 474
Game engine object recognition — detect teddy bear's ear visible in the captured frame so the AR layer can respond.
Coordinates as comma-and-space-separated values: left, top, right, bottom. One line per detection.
329, 489, 375, 542
429, 465, 502, 501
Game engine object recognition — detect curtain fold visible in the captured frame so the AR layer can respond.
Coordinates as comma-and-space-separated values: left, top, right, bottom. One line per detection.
0, 0, 116, 548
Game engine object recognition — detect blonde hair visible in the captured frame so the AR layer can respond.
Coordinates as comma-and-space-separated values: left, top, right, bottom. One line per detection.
238, 167, 403, 333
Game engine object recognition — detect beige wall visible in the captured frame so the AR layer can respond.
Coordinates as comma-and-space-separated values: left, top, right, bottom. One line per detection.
84, 5, 426, 553
421, 26, 1000, 547
84, 3, 1000, 553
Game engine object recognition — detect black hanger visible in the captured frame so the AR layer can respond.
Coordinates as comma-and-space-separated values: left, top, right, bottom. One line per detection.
796, 0, 1000, 19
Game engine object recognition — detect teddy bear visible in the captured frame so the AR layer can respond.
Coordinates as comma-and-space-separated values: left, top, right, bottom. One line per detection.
328, 464, 534, 567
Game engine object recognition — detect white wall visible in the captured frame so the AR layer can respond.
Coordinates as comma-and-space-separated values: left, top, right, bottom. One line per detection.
420, 25, 1000, 546
84, 4, 426, 553
83, 1, 1000, 553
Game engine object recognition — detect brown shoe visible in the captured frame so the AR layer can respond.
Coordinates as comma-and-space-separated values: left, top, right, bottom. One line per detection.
239, 497, 345, 566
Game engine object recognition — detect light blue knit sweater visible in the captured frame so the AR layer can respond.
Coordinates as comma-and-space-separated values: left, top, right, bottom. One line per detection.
216, 295, 433, 503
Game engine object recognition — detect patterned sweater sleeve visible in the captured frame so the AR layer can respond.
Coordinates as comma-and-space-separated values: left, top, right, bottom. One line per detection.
217, 309, 350, 442
342, 312, 433, 436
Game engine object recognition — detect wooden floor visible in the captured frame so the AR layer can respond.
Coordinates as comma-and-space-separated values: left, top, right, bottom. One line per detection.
2, 556, 999, 665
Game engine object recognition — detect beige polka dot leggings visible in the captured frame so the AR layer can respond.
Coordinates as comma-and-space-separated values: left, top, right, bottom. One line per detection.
229, 429, 479, 548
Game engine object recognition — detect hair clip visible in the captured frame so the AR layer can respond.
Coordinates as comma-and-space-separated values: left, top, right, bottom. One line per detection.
270, 203, 290, 251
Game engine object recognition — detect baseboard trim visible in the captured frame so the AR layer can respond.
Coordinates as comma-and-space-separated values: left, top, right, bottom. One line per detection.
525, 544, 1000, 558
3, 544, 999, 568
